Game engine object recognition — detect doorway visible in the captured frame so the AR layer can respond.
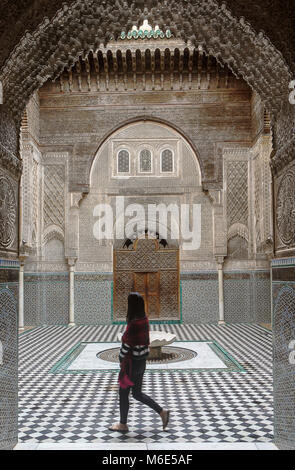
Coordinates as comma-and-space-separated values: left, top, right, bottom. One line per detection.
113, 236, 180, 322
133, 271, 160, 318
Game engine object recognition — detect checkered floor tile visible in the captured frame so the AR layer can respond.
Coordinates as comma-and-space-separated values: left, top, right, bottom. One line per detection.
18, 323, 273, 443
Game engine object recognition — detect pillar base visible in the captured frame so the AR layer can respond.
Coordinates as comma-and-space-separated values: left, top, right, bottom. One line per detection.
218, 320, 226, 326
68, 322, 76, 327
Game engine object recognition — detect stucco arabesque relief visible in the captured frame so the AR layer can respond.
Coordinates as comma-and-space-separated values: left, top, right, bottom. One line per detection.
0, 172, 17, 249
276, 169, 295, 248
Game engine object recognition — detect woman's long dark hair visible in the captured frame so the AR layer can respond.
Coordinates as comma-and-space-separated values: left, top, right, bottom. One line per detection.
126, 292, 146, 323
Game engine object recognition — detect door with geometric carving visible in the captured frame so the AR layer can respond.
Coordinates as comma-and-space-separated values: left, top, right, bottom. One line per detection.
133, 272, 160, 318
113, 236, 179, 322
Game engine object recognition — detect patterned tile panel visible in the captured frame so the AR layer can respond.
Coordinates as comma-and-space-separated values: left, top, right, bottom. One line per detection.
254, 278, 271, 323
0, 286, 18, 450
74, 278, 112, 325
273, 280, 295, 450
24, 274, 69, 326
224, 278, 253, 322
23, 272, 271, 326
181, 279, 219, 323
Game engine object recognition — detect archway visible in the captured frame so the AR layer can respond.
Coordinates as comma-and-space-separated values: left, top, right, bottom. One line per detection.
0, 0, 294, 451
89, 119, 200, 322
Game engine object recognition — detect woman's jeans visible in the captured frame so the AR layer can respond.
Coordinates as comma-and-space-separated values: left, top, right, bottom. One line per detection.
119, 359, 162, 424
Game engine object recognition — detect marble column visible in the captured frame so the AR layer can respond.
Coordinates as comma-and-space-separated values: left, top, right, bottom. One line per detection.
18, 253, 28, 331
67, 258, 77, 326
216, 256, 225, 325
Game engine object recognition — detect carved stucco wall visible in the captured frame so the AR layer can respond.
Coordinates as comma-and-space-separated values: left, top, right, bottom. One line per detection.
38, 70, 252, 191
271, 110, 295, 449
80, 120, 211, 273
21, 77, 274, 273
0, 172, 18, 254
275, 164, 295, 256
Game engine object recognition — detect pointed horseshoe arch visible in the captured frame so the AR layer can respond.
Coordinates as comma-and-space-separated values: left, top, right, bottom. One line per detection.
89, 116, 204, 188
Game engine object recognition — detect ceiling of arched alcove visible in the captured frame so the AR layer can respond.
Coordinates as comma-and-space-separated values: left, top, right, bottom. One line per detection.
0, 0, 294, 75
48, 45, 248, 94
0, 0, 293, 120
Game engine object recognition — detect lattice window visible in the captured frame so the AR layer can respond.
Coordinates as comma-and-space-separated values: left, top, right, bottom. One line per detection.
139, 149, 152, 173
226, 161, 248, 228
43, 165, 65, 229
161, 149, 173, 172
117, 150, 130, 173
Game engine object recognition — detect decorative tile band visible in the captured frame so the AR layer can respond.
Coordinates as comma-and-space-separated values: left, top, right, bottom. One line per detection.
271, 257, 295, 267
0, 270, 19, 283
0, 259, 20, 269
272, 267, 295, 282
24, 273, 69, 282
75, 273, 113, 281
181, 270, 270, 280
181, 272, 218, 280
25, 272, 68, 277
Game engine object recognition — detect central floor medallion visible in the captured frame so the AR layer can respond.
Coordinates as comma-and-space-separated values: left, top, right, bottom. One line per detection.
98, 346, 197, 364
50, 340, 245, 374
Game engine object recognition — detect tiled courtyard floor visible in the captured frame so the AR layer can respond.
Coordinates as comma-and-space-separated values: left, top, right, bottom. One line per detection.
18, 323, 273, 444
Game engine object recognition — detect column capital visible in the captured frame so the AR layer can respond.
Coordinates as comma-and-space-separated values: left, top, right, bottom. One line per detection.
70, 191, 85, 209
18, 245, 29, 265
207, 189, 223, 206
215, 255, 225, 266
67, 257, 77, 267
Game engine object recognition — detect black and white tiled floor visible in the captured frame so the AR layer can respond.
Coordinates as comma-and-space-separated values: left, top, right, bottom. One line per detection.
18, 323, 273, 444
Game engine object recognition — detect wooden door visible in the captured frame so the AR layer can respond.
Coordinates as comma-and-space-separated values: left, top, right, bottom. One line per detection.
133, 272, 160, 318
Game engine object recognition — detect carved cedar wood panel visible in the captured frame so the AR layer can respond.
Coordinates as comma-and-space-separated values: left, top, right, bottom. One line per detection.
113, 237, 180, 321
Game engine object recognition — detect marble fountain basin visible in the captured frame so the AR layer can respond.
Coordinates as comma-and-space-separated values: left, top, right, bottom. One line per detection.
117, 331, 177, 359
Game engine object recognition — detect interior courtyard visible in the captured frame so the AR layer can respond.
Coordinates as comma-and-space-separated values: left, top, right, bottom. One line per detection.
0, 0, 294, 451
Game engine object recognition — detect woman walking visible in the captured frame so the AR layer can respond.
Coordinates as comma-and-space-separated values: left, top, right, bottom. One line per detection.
109, 292, 170, 432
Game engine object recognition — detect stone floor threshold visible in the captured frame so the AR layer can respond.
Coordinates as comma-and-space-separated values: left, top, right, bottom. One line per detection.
14, 442, 277, 450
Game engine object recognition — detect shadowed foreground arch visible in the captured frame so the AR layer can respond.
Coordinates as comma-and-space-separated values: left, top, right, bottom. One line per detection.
0, 0, 292, 119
